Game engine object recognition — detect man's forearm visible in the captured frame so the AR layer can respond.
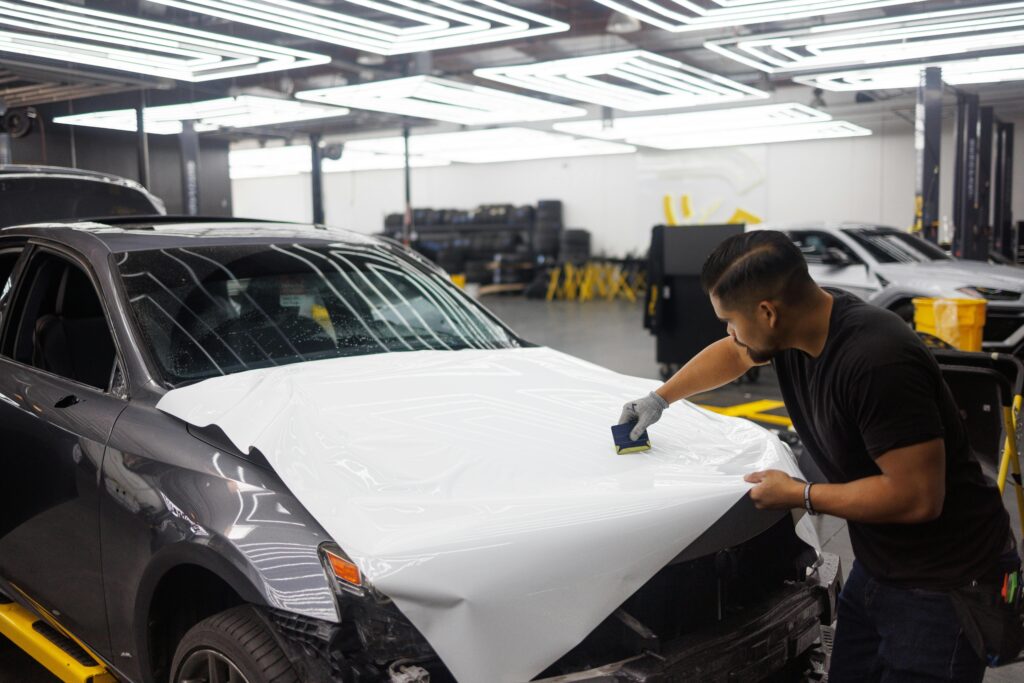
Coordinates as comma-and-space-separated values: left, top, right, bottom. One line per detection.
657, 337, 755, 404
773, 475, 943, 524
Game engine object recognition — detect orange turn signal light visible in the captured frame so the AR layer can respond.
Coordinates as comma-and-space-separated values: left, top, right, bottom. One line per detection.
325, 550, 362, 586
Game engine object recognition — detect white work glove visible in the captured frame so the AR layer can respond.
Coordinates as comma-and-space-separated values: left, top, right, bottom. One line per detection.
618, 391, 670, 441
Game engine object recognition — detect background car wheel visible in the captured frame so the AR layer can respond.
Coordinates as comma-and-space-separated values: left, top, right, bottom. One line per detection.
892, 301, 916, 325
170, 605, 299, 683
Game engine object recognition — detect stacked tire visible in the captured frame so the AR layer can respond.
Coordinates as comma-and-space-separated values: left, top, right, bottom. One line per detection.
533, 199, 563, 257
560, 229, 591, 264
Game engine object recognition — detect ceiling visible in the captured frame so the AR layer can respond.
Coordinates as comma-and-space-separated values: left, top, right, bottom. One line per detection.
4, 1, 1023, 142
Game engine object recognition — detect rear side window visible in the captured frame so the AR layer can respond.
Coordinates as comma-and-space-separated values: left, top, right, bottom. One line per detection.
0, 246, 24, 329
788, 231, 860, 265
0, 252, 117, 391
0, 177, 160, 227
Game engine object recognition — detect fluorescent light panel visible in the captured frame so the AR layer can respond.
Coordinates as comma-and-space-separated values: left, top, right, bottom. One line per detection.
794, 55, 1024, 91
554, 102, 870, 149
296, 76, 585, 125
705, 2, 1024, 73
554, 102, 829, 140
591, 0, 927, 32
54, 96, 349, 135
229, 145, 450, 180
475, 50, 767, 112
346, 128, 636, 164
0, 0, 328, 82
630, 121, 872, 150
144, 0, 567, 55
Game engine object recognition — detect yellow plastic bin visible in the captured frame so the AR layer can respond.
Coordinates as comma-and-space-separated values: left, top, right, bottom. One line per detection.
912, 297, 987, 352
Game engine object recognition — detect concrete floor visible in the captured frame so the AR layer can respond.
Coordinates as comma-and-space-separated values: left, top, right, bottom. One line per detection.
3, 296, 1023, 681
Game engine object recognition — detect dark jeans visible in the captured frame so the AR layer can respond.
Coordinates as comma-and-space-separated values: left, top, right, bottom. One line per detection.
830, 561, 985, 683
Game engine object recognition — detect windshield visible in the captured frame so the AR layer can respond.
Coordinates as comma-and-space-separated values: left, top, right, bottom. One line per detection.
0, 176, 160, 227
116, 242, 522, 386
843, 228, 951, 263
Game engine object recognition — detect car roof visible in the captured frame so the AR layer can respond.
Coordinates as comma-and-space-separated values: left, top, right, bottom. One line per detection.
751, 222, 897, 233
0, 218, 390, 255
0, 164, 139, 184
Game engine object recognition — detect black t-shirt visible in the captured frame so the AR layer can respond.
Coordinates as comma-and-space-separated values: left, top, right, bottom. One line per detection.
773, 289, 1009, 590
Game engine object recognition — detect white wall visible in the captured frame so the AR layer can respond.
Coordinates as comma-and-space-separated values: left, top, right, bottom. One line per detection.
232, 115, 1024, 257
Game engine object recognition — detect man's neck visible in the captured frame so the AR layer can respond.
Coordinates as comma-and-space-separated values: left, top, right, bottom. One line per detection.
788, 288, 834, 358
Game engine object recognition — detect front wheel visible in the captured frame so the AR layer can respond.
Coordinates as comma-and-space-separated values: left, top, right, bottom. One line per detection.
170, 605, 299, 683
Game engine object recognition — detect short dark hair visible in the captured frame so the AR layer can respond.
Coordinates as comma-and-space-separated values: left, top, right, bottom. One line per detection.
700, 230, 813, 308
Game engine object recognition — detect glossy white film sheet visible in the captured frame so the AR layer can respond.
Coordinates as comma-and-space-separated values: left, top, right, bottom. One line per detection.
157, 347, 807, 682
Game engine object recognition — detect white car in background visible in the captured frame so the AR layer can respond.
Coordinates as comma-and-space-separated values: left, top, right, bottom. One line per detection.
766, 224, 1024, 355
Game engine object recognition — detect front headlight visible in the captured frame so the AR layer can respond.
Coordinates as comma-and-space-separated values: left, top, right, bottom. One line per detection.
956, 286, 1020, 301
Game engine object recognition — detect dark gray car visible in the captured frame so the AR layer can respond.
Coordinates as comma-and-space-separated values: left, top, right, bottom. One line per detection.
0, 215, 838, 683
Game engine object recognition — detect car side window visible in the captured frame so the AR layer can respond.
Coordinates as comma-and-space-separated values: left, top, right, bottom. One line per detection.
0, 251, 118, 392
789, 231, 860, 265
0, 247, 24, 323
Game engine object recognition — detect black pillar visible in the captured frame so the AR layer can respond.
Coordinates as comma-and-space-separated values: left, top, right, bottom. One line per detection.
136, 91, 150, 189
977, 106, 994, 257
179, 120, 200, 216
953, 94, 983, 260
914, 67, 942, 243
994, 122, 1016, 260
310, 133, 325, 225
402, 122, 413, 246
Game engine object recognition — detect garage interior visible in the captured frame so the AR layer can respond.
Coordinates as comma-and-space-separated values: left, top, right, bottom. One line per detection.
3, 1, 1024, 682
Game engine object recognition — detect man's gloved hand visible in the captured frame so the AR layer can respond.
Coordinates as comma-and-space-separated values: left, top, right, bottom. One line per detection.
618, 391, 670, 441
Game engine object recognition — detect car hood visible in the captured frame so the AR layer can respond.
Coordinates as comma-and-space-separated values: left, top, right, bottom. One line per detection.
157, 347, 809, 683
876, 260, 1024, 297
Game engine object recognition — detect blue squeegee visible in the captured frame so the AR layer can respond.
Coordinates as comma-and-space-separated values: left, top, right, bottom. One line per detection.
611, 422, 651, 455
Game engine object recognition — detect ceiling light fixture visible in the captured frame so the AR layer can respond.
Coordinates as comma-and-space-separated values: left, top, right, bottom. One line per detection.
591, 0, 927, 32
229, 145, 450, 180
628, 121, 872, 150
0, 0, 329, 82
554, 102, 870, 149
345, 128, 636, 164
475, 50, 767, 112
54, 96, 349, 135
553, 102, 829, 139
143, 0, 568, 55
296, 76, 586, 125
794, 54, 1024, 91
705, 2, 1024, 73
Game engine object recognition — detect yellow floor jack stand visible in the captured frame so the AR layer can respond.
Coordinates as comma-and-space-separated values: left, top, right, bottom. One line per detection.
0, 590, 116, 683
998, 393, 1024, 527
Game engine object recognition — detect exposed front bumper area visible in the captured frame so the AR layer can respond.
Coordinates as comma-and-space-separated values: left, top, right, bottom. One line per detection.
535, 553, 842, 683
263, 552, 841, 683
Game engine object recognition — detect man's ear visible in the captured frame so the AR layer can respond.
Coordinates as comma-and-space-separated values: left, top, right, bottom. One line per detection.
759, 300, 779, 328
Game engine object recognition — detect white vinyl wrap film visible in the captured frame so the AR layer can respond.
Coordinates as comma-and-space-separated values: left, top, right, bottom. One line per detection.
157, 347, 812, 683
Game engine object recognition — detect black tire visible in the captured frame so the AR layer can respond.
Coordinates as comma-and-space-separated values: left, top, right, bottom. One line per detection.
892, 301, 915, 325
170, 605, 299, 683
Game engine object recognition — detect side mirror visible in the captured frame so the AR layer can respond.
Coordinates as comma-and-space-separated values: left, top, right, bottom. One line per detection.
822, 247, 851, 266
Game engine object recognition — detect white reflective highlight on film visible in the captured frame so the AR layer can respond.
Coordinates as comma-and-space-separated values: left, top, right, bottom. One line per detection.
53, 96, 349, 135
474, 50, 767, 112
0, 0, 329, 82
591, 0, 926, 32
158, 346, 811, 683
704, 2, 1024, 73
296, 76, 586, 125
144, 0, 568, 55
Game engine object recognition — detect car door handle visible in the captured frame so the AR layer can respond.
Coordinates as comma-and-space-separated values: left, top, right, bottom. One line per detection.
54, 394, 81, 409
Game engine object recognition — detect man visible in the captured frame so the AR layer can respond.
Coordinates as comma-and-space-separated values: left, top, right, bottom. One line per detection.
619, 230, 1013, 682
